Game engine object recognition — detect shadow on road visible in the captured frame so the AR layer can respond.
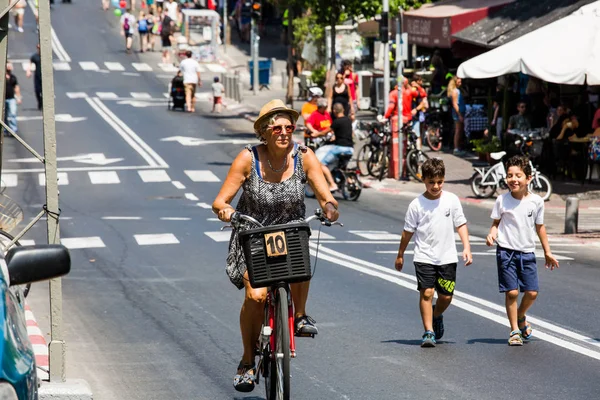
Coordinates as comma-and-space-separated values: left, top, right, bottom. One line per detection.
466, 338, 510, 345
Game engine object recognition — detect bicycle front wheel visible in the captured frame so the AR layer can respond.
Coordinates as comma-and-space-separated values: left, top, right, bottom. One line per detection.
406, 150, 429, 182
529, 174, 552, 201
273, 287, 290, 400
355, 144, 372, 177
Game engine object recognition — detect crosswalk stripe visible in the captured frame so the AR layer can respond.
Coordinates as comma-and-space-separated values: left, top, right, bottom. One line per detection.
39, 172, 69, 186
204, 231, 231, 242
105, 62, 125, 71
163, 93, 170, 98
2, 174, 18, 187
158, 63, 179, 72
131, 92, 152, 99
349, 230, 402, 241
138, 170, 171, 182
19, 239, 36, 246
205, 63, 227, 73
88, 171, 120, 184
53, 62, 71, 71
79, 61, 99, 71
184, 170, 221, 182
66, 92, 87, 99
132, 62, 153, 71
96, 92, 118, 99
134, 233, 179, 245
61, 237, 106, 249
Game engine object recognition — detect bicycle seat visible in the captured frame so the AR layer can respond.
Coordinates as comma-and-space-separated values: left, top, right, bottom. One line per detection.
490, 151, 506, 161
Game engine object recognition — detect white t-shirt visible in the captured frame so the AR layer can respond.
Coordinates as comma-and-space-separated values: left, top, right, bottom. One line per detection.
120, 14, 136, 35
212, 82, 224, 97
179, 58, 200, 84
167, 1, 179, 21
404, 191, 467, 265
491, 192, 544, 252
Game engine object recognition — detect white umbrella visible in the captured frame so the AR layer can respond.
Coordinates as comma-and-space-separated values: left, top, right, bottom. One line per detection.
457, 1, 600, 85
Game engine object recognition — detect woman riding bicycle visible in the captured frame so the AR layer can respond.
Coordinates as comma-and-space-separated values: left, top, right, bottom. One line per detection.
212, 99, 339, 393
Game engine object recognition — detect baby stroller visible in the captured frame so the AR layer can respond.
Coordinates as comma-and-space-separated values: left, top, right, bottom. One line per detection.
168, 72, 185, 111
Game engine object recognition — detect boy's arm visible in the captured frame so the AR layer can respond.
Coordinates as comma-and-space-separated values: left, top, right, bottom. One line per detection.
536, 224, 559, 270
486, 219, 500, 246
456, 223, 472, 266
395, 230, 413, 272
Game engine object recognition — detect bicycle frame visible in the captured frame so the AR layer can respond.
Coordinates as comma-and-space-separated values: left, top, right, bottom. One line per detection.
474, 161, 506, 186
262, 284, 298, 358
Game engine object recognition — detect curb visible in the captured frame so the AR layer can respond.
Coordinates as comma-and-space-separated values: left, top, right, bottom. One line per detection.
25, 303, 49, 381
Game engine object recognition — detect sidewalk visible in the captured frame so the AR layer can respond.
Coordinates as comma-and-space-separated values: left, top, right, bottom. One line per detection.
216, 41, 600, 240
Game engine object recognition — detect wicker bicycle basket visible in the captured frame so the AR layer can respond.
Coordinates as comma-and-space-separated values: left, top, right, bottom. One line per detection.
0, 194, 23, 234
239, 222, 312, 288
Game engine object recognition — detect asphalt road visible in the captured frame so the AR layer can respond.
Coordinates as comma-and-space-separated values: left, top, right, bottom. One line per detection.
6, 2, 600, 399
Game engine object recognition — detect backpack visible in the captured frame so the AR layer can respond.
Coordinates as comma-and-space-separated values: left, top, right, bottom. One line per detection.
138, 18, 148, 32
123, 16, 130, 32
589, 137, 600, 162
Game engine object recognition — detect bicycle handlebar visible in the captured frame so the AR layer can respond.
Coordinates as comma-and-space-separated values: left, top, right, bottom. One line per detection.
225, 209, 343, 231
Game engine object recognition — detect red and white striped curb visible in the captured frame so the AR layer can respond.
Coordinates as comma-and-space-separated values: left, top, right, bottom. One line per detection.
25, 304, 49, 381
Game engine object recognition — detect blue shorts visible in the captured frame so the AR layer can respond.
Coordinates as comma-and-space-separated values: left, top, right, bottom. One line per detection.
315, 145, 354, 168
496, 246, 539, 293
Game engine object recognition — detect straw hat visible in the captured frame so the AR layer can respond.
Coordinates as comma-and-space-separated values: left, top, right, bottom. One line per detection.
253, 99, 299, 132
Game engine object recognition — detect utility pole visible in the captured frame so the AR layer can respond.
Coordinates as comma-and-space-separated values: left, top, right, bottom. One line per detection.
223, 0, 228, 53
396, 10, 404, 180
251, 0, 261, 95
382, 0, 390, 113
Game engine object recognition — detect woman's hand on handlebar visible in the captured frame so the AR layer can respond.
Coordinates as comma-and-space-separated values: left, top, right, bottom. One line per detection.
218, 206, 236, 223
324, 202, 339, 222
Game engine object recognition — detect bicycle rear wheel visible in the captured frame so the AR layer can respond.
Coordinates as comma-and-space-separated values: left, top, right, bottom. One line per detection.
356, 144, 372, 177
406, 150, 429, 182
269, 287, 290, 400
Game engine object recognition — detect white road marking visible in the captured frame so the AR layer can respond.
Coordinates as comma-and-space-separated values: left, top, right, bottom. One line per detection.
38, 172, 69, 186
53, 62, 71, 71
185, 193, 199, 201
122, 72, 141, 76
66, 92, 87, 99
163, 93, 170, 98
134, 233, 179, 245
349, 230, 402, 241
105, 62, 125, 71
309, 230, 336, 240
96, 92, 119, 99
88, 171, 120, 184
195, 92, 211, 100
19, 239, 36, 246
172, 181, 186, 189
132, 62, 153, 72
2, 174, 17, 187
27, 0, 71, 61
196, 202, 212, 209
61, 237, 106, 249
204, 63, 227, 73
204, 231, 231, 242
158, 63, 179, 72
311, 244, 600, 359
207, 218, 220, 221
138, 169, 171, 182
79, 61, 100, 71
130, 92, 153, 99
160, 217, 191, 221
184, 170, 221, 182
86, 97, 168, 168
101, 216, 142, 220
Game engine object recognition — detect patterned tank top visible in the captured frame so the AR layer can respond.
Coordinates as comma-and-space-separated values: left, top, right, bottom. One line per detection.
226, 144, 307, 289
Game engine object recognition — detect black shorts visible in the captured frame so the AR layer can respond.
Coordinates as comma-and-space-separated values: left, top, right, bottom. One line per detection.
161, 35, 171, 48
414, 262, 457, 296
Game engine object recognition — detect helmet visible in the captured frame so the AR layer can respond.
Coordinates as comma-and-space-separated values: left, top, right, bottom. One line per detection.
308, 87, 323, 99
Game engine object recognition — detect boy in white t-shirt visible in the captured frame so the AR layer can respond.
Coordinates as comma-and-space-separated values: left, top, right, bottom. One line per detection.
395, 158, 472, 347
486, 155, 559, 346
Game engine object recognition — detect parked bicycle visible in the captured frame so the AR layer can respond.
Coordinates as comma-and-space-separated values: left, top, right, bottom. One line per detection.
355, 120, 384, 177
227, 209, 342, 400
405, 124, 431, 182
422, 97, 448, 152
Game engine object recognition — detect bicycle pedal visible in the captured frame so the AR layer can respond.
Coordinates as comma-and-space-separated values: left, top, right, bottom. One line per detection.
295, 332, 315, 338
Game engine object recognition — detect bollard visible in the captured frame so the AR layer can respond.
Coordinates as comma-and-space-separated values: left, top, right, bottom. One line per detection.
281, 71, 285, 89
226, 76, 233, 98
237, 79, 244, 102
564, 197, 579, 234
233, 75, 240, 102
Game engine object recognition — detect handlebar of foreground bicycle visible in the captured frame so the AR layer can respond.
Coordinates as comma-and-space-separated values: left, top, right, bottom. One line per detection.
226, 208, 343, 231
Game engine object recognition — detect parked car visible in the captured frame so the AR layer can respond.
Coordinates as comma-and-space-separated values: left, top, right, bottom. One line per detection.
0, 245, 70, 399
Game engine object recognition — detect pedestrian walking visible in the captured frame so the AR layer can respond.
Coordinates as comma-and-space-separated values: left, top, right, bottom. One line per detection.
102, 0, 109, 10
4, 64, 22, 137
179, 50, 201, 113
486, 155, 559, 346
120, 9, 136, 54
146, 11, 156, 51
395, 158, 473, 347
137, 10, 149, 52
212, 76, 224, 113
448, 76, 466, 156
26, 44, 42, 110
160, 8, 174, 64
13, 0, 27, 33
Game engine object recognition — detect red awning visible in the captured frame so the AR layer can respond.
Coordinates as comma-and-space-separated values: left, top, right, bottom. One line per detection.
404, 0, 514, 48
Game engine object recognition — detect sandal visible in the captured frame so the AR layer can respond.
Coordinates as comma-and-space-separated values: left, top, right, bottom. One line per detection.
508, 330, 523, 346
518, 316, 533, 340
233, 361, 256, 393
295, 315, 318, 336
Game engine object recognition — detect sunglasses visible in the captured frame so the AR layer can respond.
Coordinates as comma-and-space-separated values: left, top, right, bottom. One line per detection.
269, 124, 295, 134
336, 76, 343, 80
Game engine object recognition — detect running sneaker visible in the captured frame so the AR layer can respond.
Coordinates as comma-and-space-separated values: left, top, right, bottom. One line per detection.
421, 331, 436, 348
432, 305, 445, 340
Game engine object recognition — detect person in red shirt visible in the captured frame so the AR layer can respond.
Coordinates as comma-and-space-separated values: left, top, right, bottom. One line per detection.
384, 76, 427, 149
306, 98, 333, 137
